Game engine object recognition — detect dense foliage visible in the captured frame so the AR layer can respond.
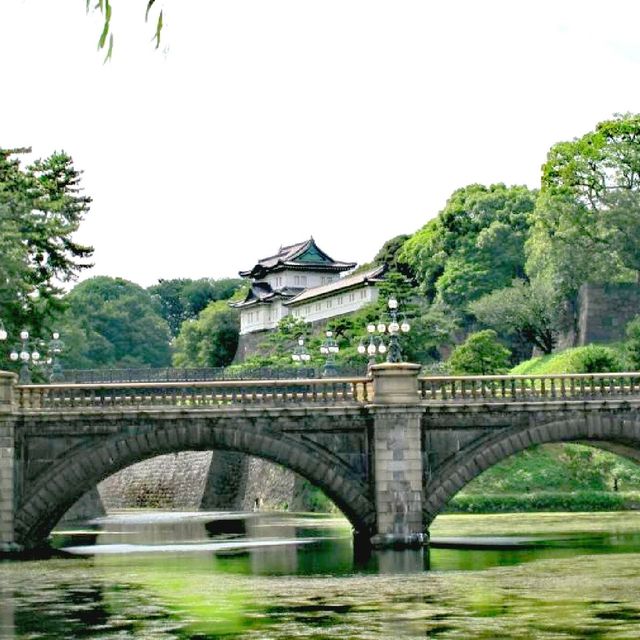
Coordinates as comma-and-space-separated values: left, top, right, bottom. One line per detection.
400, 183, 536, 308
149, 277, 242, 336
526, 113, 640, 298
172, 301, 240, 368
469, 278, 564, 354
60, 276, 171, 369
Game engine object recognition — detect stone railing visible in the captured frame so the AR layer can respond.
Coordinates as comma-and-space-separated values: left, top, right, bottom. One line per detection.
418, 372, 640, 403
11, 369, 640, 411
15, 377, 373, 410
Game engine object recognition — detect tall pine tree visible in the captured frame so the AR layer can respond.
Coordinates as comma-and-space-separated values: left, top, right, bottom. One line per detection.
0, 148, 93, 353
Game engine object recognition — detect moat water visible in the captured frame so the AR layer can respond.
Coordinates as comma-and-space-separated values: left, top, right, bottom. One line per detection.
2, 511, 640, 638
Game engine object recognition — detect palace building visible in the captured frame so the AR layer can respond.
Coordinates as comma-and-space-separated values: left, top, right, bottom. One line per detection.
232, 238, 385, 335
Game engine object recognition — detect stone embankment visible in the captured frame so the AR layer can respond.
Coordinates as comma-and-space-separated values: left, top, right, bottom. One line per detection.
64, 452, 305, 519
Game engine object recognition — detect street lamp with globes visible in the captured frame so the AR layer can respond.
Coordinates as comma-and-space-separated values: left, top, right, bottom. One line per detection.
291, 336, 311, 365
320, 330, 339, 377
357, 323, 387, 369
8, 329, 41, 384
0, 321, 64, 383
360, 297, 411, 365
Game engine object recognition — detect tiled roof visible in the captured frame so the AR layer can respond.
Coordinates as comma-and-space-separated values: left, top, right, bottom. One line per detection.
230, 283, 305, 308
285, 265, 386, 306
239, 238, 355, 278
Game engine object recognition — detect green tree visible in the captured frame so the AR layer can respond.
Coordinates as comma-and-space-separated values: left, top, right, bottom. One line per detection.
149, 277, 242, 336
60, 276, 171, 368
0, 148, 93, 358
448, 330, 511, 375
469, 278, 563, 354
172, 301, 239, 368
400, 183, 536, 308
527, 113, 640, 297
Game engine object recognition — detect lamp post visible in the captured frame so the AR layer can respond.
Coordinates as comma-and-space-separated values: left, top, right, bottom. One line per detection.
48, 332, 65, 382
291, 336, 311, 365
320, 330, 339, 377
8, 329, 40, 384
0, 322, 64, 383
386, 297, 411, 363
363, 297, 411, 365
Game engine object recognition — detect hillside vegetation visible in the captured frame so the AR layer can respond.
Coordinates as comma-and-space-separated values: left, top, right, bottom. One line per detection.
510, 344, 628, 376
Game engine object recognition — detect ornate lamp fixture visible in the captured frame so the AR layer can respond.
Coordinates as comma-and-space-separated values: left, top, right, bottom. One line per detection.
360, 297, 411, 365
291, 336, 311, 364
0, 322, 64, 383
358, 323, 387, 369
48, 331, 65, 383
319, 330, 339, 377
8, 329, 40, 384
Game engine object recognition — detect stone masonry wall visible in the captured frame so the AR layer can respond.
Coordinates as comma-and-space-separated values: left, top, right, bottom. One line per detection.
233, 331, 271, 364
0, 419, 14, 547
239, 457, 299, 511
577, 282, 640, 346
98, 450, 301, 512
99, 451, 213, 509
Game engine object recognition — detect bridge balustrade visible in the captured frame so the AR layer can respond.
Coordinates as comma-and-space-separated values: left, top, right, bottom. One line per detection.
13, 371, 640, 411
418, 372, 640, 402
15, 377, 373, 410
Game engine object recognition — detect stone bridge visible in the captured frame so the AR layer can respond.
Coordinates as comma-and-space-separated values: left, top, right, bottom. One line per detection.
2, 364, 640, 552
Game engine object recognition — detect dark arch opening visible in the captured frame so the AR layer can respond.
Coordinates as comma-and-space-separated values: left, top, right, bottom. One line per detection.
424, 415, 640, 527
16, 420, 376, 548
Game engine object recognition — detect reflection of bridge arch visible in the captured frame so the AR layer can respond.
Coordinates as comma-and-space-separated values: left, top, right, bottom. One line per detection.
15, 415, 376, 548
424, 413, 640, 525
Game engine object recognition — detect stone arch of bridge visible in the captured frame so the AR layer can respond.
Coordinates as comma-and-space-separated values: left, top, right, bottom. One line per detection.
15, 418, 375, 548
424, 413, 640, 526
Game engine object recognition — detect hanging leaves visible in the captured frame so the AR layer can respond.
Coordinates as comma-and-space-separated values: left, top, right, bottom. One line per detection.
88, 0, 165, 60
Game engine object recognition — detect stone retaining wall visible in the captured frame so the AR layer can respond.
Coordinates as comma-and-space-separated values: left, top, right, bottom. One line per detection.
577, 282, 640, 345
96, 451, 301, 513
99, 451, 213, 509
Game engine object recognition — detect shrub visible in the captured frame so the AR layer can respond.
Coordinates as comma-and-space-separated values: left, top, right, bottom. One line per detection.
448, 330, 511, 375
626, 315, 640, 370
445, 491, 630, 514
572, 344, 623, 373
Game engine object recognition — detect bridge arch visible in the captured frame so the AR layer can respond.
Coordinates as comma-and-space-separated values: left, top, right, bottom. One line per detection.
424, 412, 640, 525
15, 417, 376, 548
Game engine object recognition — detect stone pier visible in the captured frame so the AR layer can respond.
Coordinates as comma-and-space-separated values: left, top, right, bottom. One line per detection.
369, 363, 426, 548
0, 372, 17, 553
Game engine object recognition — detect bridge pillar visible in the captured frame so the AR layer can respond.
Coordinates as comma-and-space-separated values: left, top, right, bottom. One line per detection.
0, 372, 18, 553
370, 363, 426, 548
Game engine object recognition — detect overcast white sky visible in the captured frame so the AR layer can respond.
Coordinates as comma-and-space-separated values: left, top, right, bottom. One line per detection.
1, 1, 640, 287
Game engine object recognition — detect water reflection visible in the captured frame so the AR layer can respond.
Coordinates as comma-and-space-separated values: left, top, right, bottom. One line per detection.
0, 582, 14, 638
52, 510, 640, 576
2, 511, 640, 638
